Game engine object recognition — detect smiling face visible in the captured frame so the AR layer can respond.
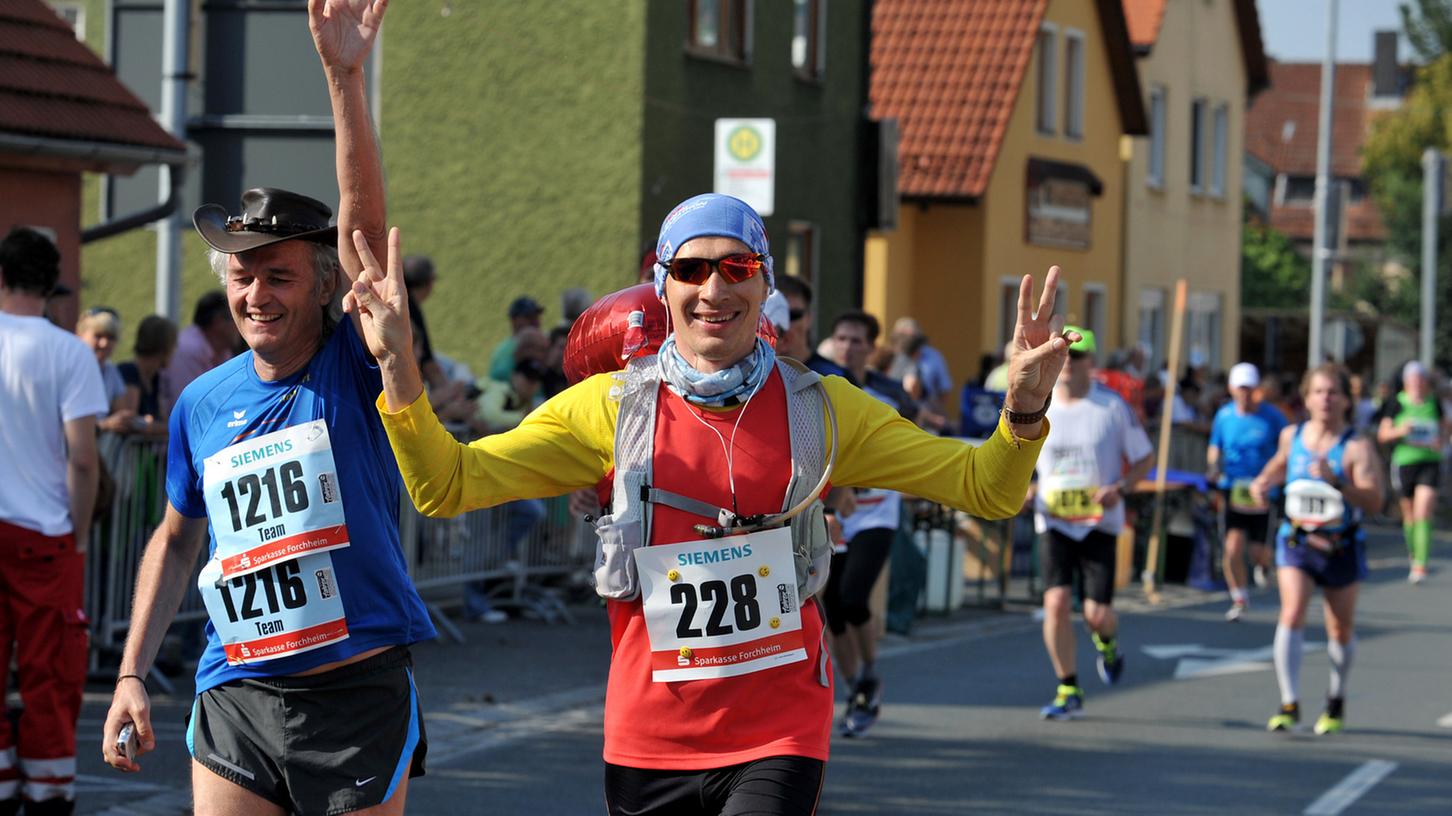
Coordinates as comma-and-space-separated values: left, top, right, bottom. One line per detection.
661, 236, 768, 373
225, 241, 334, 379
78, 325, 116, 364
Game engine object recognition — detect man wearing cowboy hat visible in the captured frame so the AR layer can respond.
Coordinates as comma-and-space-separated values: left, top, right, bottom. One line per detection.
99, 4, 433, 814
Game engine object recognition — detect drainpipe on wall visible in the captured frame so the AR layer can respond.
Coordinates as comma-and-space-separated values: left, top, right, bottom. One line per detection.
153, 0, 191, 321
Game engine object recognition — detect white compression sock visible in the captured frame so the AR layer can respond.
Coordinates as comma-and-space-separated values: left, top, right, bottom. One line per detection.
1327, 638, 1355, 700
1273, 625, 1303, 706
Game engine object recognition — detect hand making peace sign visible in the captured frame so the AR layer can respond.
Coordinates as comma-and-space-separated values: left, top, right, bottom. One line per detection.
1004, 265, 1078, 416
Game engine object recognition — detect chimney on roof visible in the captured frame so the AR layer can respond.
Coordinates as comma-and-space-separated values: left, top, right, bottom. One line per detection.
1373, 30, 1400, 98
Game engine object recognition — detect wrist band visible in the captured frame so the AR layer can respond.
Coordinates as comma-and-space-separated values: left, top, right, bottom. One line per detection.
116, 674, 145, 686
1003, 392, 1052, 425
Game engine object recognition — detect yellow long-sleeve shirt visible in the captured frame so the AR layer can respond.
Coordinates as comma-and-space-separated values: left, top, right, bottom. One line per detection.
378, 370, 1045, 519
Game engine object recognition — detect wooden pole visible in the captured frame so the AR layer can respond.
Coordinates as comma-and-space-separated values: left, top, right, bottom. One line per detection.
1142, 279, 1188, 603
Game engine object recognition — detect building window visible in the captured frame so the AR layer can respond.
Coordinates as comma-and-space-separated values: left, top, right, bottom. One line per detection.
48, 1, 84, 39
1064, 30, 1085, 139
785, 222, 819, 293
1190, 98, 1207, 193
1147, 86, 1166, 189
791, 0, 825, 79
1211, 103, 1228, 197
1138, 287, 1166, 370
1083, 285, 1107, 348
1036, 25, 1058, 136
1187, 292, 1223, 371
1281, 174, 1316, 205
688, 0, 751, 63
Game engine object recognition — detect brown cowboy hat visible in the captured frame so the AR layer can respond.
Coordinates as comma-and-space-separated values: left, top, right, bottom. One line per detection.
193, 187, 338, 254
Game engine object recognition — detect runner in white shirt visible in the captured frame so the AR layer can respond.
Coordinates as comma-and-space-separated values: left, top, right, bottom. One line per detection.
1031, 327, 1153, 720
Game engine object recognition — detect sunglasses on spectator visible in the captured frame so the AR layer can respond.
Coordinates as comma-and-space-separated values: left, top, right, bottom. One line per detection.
789, 309, 807, 322
85, 306, 119, 318
1068, 350, 1090, 361
665, 253, 766, 286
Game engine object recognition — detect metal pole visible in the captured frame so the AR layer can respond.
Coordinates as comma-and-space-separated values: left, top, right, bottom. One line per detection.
154, 0, 189, 320
1308, 0, 1338, 369
1422, 148, 1441, 368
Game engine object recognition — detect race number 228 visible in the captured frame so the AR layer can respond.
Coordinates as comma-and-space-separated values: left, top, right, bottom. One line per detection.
671, 575, 762, 638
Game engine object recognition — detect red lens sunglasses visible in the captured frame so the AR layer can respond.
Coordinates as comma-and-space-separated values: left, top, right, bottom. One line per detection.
665, 253, 766, 285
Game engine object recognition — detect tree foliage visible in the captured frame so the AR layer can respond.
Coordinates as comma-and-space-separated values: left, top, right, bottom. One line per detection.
1401, 0, 1452, 63
1361, 36, 1452, 368
1241, 218, 1310, 309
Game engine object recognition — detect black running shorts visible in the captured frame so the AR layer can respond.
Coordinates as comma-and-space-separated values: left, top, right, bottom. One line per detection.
1397, 461, 1441, 499
187, 646, 426, 816
1041, 529, 1117, 604
604, 755, 824, 816
1218, 489, 1271, 542
821, 527, 894, 635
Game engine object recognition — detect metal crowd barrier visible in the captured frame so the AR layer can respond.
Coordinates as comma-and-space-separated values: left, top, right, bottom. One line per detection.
85, 431, 595, 674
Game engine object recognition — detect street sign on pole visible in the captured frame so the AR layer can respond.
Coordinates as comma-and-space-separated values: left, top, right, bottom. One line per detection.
714, 119, 776, 216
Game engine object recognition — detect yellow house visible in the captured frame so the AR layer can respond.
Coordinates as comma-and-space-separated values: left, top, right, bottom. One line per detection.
867, 0, 1146, 407
1122, 0, 1268, 373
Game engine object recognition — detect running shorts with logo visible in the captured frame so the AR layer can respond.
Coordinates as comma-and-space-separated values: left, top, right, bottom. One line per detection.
604, 756, 824, 816
188, 647, 425, 814
1041, 528, 1118, 604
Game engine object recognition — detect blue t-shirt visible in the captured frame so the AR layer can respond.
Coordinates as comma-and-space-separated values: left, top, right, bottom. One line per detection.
167, 319, 436, 693
1209, 402, 1287, 486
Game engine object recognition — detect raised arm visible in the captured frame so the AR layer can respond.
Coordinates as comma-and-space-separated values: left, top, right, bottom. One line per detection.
309, 0, 388, 282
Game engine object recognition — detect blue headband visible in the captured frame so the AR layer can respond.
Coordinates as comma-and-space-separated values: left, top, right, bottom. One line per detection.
653, 193, 774, 297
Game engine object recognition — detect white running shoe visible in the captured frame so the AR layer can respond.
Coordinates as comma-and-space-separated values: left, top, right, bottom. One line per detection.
1224, 601, 1247, 622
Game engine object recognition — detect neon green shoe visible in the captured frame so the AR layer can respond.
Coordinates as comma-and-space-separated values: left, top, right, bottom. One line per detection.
1314, 698, 1345, 735
1267, 702, 1299, 732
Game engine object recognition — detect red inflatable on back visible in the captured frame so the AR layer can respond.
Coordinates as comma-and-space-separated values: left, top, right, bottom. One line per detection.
564, 283, 778, 384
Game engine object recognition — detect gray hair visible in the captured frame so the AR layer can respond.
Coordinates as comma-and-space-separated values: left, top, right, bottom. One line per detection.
208, 242, 343, 324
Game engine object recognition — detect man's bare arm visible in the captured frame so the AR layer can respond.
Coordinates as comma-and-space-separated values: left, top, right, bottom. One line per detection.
63, 416, 98, 553
118, 505, 209, 678
1341, 438, 1385, 514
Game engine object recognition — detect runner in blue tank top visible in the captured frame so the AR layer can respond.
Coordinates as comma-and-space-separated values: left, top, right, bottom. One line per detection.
101, 5, 435, 813
1249, 364, 1384, 736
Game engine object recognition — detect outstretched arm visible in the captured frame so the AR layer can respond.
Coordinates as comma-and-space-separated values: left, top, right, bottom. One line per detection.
310, 0, 388, 283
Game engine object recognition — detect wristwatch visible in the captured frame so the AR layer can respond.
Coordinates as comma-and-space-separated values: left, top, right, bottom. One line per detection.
1003, 392, 1052, 425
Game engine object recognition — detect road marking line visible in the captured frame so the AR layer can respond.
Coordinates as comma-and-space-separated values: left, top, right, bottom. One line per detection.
1437, 711, 1452, 728
1303, 760, 1397, 816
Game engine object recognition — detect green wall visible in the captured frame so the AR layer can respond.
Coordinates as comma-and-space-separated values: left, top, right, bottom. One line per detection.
381, 0, 646, 377
640, 0, 869, 338
73, 0, 647, 376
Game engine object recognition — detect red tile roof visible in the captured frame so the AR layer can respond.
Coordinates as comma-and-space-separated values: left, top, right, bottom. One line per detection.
1245, 61, 1373, 178
1246, 61, 1391, 242
1121, 0, 1167, 48
0, 0, 184, 154
872, 0, 1144, 200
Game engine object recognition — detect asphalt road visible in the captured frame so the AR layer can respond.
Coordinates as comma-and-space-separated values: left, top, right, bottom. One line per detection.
73, 526, 1451, 815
